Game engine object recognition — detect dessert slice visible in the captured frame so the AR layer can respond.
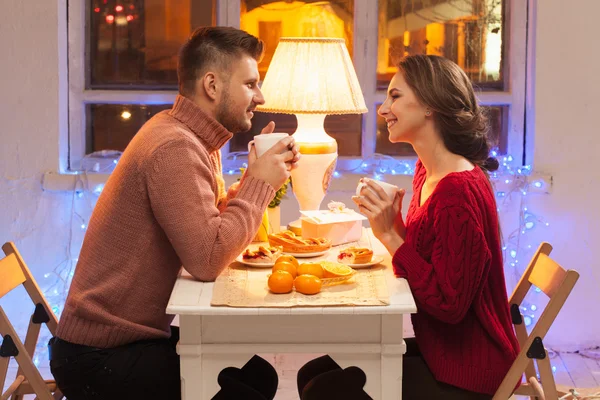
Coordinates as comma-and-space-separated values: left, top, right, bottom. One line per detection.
268, 230, 331, 253
337, 247, 373, 265
242, 245, 283, 264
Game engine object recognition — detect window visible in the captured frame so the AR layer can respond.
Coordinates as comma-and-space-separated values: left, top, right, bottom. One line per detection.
67, 0, 528, 171
68, 0, 217, 168
89, 0, 216, 89
87, 104, 172, 152
376, 0, 505, 91
373, 0, 515, 157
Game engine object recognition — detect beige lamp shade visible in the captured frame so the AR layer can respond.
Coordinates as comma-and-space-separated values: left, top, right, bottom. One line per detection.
256, 37, 368, 115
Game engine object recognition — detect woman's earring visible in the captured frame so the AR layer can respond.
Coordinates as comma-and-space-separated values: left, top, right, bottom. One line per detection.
425, 110, 432, 116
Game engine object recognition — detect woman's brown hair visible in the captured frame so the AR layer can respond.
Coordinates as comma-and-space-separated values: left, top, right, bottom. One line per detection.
397, 54, 499, 172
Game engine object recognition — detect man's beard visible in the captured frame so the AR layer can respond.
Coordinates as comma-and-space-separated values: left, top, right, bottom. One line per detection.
215, 89, 252, 133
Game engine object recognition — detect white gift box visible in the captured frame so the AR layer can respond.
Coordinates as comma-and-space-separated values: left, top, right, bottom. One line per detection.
299, 209, 366, 246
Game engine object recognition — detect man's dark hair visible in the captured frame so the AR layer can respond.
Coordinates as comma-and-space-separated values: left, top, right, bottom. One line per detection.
177, 26, 264, 96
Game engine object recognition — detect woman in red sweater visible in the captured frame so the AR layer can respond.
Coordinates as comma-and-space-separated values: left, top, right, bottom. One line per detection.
353, 55, 520, 399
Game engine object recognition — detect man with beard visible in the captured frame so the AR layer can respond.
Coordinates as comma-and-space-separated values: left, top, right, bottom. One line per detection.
48, 27, 300, 400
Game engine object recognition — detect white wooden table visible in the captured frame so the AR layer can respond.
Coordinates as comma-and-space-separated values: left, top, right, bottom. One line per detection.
167, 229, 416, 400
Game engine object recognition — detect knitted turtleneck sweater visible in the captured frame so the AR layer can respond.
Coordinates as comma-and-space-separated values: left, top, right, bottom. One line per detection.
57, 95, 275, 348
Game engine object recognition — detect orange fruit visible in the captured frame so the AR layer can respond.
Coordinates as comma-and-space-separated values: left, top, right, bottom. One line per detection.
268, 270, 294, 294
275, 255, 299, 269
272, 261, 297, 278
320, 261, 354, 278
297, 262, 324, 279
294, 274, 322, 295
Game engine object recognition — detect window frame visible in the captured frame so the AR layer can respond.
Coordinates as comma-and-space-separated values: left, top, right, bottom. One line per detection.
65, 0, 530, 172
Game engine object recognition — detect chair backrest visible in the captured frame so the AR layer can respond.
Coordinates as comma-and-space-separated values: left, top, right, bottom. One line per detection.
0, 242, 61, 400
2, 242, 58, 335
493, 242, 580, 400
0, 254, 26, 298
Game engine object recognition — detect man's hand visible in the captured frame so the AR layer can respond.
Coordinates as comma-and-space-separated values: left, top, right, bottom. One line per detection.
246, 134, 301, 190
261, 121, 275, 134
248, 121, 276, 166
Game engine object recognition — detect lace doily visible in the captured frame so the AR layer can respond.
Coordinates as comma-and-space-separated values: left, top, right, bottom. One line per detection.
211, 264, 390, 308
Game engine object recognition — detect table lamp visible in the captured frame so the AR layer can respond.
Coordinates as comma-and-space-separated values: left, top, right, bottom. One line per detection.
256, 37, 367, 230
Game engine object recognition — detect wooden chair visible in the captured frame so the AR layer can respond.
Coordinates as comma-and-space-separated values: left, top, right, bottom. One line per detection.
0, 242, 63, 400
493, 242, 580, 400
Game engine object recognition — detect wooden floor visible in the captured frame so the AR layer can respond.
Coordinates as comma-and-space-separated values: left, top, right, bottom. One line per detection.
510, 349, 600, 399
4, 350, 600, 399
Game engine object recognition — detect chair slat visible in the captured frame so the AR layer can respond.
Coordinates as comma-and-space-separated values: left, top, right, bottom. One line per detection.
538, 351, 559, 400
0, 254, 26, 298
514, 315, 537, 385
1, 375, 25, 400
509, 242, 553, 305
15, 318, 43, 388
529, 253, 567, 298
14, 379, 59, 395
0, 353, 9, 396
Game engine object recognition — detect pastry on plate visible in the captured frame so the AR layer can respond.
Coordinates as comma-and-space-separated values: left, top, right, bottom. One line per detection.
241, 245, 283, 264
268, 230, 331, 254
337, 247, 373, 265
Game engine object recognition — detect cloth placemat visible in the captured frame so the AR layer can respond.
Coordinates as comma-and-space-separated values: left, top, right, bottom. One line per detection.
210, 261, 390, 308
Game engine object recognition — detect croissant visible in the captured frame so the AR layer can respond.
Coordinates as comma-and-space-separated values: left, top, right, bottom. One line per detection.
268, 230, 331, 253
337, 247, 373, 265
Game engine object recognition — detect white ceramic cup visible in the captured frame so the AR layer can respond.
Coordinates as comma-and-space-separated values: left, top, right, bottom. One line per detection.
253, 132, 290, 157
356, 178, 399, 199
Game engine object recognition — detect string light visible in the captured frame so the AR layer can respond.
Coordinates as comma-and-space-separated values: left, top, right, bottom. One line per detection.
32, 150, 122, 360
32, 149, 558, 361
224, 150, 548, 326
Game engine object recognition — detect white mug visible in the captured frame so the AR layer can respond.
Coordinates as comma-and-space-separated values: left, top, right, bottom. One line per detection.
356, 178, 399, 199
253, 132, 290, 157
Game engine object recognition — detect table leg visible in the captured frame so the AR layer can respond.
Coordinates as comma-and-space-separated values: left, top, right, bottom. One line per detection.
178, 315, 203, 400
381, 315, 405, 399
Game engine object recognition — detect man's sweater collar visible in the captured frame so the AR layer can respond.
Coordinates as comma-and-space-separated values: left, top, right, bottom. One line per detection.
169, 95, 233, 151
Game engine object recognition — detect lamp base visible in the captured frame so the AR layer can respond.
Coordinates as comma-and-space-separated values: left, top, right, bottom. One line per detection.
291, 152, 337, 211
290, 113, 338, 219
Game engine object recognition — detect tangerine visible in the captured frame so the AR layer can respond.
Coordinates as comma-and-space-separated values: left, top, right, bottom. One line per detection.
294, 274, 322, 295
272, 261, 297, 278
275, 255, 299, 268
268, 270, 294, 294
320, 261, 354, 278
297, 262, 324, 279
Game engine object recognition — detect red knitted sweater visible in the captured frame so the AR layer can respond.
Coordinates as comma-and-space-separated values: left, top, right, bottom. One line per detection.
393, 160, 520, 395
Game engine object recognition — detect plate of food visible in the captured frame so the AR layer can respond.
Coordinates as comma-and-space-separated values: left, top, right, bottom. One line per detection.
236, 245, 283, 268
268, 230, 332, 255
335, 247, 384, 269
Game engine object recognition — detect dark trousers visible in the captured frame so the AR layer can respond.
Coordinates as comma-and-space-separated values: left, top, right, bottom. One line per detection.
49, 327, 181, 400
402, 338, 493, 400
